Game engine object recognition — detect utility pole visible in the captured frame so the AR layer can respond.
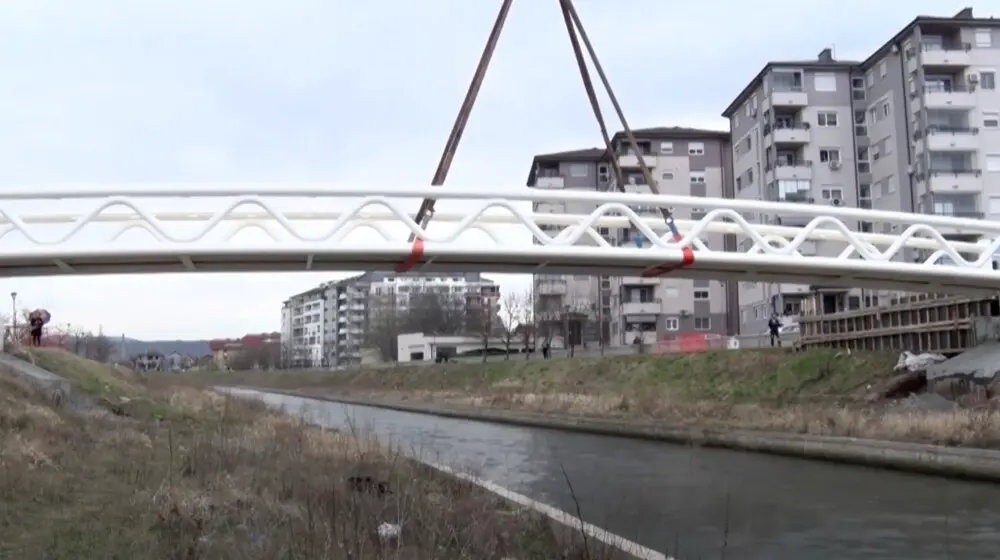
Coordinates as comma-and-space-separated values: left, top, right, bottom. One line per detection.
9, 292, 16, 345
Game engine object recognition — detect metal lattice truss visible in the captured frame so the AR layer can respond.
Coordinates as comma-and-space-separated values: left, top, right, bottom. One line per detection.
0, 186, 999, 294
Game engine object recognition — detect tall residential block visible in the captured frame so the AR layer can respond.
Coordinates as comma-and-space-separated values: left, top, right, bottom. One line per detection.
280, 272, 499, 367
723, 7, 1000, 334
526, 127, 737, 346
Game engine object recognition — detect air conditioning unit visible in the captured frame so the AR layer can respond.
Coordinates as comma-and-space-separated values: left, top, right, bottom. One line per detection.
832, 198, 842, 206
969, 74, 980, 84
829, 160, 842, 170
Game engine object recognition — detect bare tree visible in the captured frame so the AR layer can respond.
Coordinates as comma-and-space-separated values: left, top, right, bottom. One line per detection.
403, 290, 465, 335
500, 291, 532, 360
74, 329, 113, 362
364, 293, 404, 362
466, 294, 500, 363
231, 342, 282, 370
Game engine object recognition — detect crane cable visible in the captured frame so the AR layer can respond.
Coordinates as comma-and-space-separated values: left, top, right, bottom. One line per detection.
410, 0, 681, 243
409, 0, 514, 241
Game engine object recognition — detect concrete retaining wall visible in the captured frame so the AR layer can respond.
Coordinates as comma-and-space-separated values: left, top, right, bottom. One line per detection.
0, 351, 94, 411
272, 390, 1000, 483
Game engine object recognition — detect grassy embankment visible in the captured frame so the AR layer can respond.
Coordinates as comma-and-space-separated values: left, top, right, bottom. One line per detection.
172, 349, 1000, 448
0, 347, 621, 559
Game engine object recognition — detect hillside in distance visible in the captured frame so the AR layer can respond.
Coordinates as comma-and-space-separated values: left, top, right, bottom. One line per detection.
107, 337, 213, 359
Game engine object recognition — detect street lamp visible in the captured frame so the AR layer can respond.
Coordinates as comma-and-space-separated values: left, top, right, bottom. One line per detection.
10, 292, 17, 340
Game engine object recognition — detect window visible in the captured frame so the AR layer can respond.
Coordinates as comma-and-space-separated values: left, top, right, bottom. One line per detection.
886, 175, 897, 194
814, 73, 837, 92
819, 149, 841, 163
989, 197, 1000, 215
664, 317, 679, 331
816, 111, 838, 127
694, 317, 711, 331
866, 71, 875, 87
660, 142, 674, 154
661, 171, 674, 180
878, 60, 888, 78
691, 208, 707, 219
980, 71, 997, 90
689, 171, 706, 183
693, 289, 710, 300
568, 163, 588, 177
851, 77, 865, 89
688, 142, 705, 155
987, 154, 1000, 173
880, 100, 891, 119
821, 187, 844, 200
985, 112, 1000, 128
976, 29, 993, 48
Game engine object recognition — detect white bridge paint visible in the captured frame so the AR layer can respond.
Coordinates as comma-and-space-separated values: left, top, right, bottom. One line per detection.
1, 185, 999, 295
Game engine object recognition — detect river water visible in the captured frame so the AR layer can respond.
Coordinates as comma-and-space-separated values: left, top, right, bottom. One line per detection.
225, 388, 1000, 560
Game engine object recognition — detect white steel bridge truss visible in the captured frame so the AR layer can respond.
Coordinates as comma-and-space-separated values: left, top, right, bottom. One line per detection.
1, 186, 999, 295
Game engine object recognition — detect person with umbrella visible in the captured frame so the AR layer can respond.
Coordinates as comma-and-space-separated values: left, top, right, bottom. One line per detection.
28, 309, 49, 347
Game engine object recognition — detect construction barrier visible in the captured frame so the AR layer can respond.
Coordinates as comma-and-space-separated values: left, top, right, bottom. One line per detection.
655, 333, 728, 354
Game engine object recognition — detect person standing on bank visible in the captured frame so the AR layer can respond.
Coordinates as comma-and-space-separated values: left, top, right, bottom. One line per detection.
768, 314, 782, 347
28, 313, 43, 346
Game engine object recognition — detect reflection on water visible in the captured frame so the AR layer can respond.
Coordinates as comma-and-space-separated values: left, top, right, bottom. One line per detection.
223, 388, 1000, 560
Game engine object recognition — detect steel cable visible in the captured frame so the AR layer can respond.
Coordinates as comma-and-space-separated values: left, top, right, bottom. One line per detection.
409, 0, 514, 242
411, 0, 680, 243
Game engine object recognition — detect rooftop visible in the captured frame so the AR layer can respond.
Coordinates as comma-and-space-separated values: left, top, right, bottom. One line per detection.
526, 127, 727, 186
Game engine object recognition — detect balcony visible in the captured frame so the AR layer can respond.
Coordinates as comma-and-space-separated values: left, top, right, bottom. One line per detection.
622, 300, 662, 315
925, 168, 982, 192
767, 160, 813, 182
923, 127, 979, 151
535, 176, 564, 188
923, 84, 976, 109
768, 88, 808, 109
618, 153, 656, 169
621, 276, 661, 286
536, 281, 567, 295
765, 123, 810, 145
920, 44, 971, 69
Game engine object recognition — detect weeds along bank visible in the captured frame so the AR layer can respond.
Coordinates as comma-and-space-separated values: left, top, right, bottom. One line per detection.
186, 350, 1000, 449
1, 348, 616, 559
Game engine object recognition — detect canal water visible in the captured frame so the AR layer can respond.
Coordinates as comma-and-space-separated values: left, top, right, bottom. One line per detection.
224, 388, 1000, 560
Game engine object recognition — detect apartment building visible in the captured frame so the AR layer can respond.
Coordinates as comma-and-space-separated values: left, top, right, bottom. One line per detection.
525, 127, 738, 345
280, 272, 499, 367
723, 49, 862, 334
723, 7, 1000, 335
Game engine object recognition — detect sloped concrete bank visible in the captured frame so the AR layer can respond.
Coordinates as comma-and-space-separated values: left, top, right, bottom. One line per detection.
266, 389, 1000, 483
0, 352, 94, 411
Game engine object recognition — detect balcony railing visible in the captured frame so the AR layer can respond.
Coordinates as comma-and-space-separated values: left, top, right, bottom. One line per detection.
771, 84, 804, 92
766, 159, 812, 171
930, 210, 983, 219
922, 83, 974, 94
763, 122, 810, 135
928, 167, 982, 176
780, 191, 812, 203
921, 42, 971, 52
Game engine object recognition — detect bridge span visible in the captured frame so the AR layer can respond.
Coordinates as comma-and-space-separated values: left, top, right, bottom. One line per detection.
1, 186, 999, 295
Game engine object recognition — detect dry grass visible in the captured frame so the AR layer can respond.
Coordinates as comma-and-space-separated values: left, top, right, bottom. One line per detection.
167, 350, 1000, 449
1, 348, 625, 559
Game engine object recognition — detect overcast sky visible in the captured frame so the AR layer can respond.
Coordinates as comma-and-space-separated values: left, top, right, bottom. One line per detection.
0, 0, 979, 340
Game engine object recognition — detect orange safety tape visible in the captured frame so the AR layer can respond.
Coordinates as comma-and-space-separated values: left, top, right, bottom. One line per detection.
395, 238, 425, 273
